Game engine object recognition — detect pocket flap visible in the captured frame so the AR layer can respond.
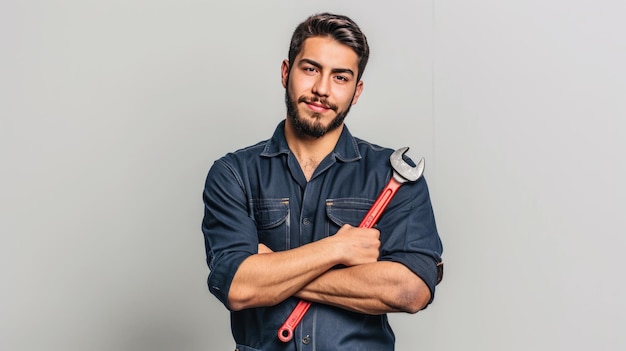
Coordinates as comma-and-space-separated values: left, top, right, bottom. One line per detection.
251, 198, 289, 229
326, 198, 373, 227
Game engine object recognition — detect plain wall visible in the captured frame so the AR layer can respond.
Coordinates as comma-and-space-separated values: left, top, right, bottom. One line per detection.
1, 0, 624, 350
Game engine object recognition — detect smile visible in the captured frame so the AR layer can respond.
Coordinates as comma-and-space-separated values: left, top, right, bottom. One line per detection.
306, 102, 331, 113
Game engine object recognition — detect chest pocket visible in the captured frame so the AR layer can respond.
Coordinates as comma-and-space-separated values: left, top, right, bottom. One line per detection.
252, 198, 289, 252
325, 198, 374, 235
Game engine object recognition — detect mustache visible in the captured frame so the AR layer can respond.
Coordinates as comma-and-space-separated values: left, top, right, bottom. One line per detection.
297, 96, 338, 112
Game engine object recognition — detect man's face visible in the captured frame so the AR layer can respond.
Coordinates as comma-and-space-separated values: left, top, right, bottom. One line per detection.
282, 36, 364, 138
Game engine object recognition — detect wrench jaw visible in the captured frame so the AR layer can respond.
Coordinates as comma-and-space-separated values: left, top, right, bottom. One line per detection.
390, 147, 425, 184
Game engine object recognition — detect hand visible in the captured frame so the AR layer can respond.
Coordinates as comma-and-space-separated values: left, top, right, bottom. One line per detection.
330, 224, 380, 266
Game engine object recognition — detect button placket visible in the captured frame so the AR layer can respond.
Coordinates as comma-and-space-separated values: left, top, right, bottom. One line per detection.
298, 303, 315, 351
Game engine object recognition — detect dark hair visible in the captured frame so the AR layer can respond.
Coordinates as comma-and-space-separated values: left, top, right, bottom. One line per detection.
288, 13, 370, 81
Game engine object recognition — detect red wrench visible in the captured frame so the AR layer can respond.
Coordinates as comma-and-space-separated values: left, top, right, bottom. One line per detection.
277, 147, 425, 342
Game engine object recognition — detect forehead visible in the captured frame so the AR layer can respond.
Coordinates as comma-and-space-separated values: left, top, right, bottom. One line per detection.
297, 36, 359, 71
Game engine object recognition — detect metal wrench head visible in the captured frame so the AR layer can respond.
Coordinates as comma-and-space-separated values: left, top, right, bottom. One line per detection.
390, 147, 425, 183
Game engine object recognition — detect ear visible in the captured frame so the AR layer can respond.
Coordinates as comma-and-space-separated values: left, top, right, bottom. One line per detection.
351, 80, 364, 105
281, 60, 290, 88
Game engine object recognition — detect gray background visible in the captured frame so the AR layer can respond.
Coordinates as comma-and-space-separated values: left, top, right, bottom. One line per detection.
2, 0, 625, 350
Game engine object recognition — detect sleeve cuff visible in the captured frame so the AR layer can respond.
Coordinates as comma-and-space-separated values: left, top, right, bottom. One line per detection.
208, 251, 250, 310
380, 252, 440, 304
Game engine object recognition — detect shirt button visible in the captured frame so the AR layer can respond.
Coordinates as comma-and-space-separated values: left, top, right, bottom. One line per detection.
302, 218, 311, 225
302, 335, 311, 345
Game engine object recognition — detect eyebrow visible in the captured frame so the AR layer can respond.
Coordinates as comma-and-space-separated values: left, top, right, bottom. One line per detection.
298, 58, 355, 77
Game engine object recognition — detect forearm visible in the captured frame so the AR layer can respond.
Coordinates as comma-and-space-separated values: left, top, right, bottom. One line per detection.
295, 261, 431, 315
228, 239, 341, 310
228, 225, 381, 311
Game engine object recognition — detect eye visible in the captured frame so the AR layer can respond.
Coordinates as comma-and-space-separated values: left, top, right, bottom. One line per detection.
334, 75, 349, 82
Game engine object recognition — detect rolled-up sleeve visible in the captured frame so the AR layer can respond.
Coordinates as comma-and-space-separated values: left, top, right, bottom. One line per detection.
202, 158, 258, 309
378, 176, 443, 304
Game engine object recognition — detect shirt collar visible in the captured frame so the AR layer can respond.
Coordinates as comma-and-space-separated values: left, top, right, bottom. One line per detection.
261, 119, 362, 162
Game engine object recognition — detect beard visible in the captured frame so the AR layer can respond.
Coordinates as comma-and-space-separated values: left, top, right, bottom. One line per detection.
285, 89, 353, 139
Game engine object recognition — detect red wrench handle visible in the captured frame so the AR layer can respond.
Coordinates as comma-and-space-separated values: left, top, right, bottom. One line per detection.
277, 300, 311, 342
277, 177, 403, 342
359, 178, 402, 228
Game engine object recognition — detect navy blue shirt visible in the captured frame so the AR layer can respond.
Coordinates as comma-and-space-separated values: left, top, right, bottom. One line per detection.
202, 121, 443, 351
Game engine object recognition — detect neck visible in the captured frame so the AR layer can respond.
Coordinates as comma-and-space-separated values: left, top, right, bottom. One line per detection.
284, 119, 343, 180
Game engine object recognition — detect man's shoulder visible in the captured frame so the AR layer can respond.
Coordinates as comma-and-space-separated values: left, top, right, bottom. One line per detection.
353, 137, 394, 158
218, 139, 269, 165
352, 137, 420, 168
221, 121, 288, 162
231, 139, 269, 155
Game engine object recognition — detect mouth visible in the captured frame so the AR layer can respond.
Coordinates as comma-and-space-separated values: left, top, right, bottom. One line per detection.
306, 102, 331, 113
298, 97, 337, 113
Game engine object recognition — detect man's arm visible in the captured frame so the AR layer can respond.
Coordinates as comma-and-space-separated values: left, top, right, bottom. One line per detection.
293, 261, 432, 315
228, 224, 380, 311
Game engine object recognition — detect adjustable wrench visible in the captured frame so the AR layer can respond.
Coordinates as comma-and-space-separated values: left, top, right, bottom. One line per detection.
277, 147, 425, 342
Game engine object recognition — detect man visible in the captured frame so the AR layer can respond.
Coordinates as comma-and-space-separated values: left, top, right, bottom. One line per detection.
202, 13, 443, 350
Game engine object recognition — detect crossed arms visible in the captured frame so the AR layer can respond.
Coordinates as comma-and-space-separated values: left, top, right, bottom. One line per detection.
228, 224, 431, 314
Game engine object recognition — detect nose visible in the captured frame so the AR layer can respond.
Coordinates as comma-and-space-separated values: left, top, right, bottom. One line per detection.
312, 75, 330, 97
